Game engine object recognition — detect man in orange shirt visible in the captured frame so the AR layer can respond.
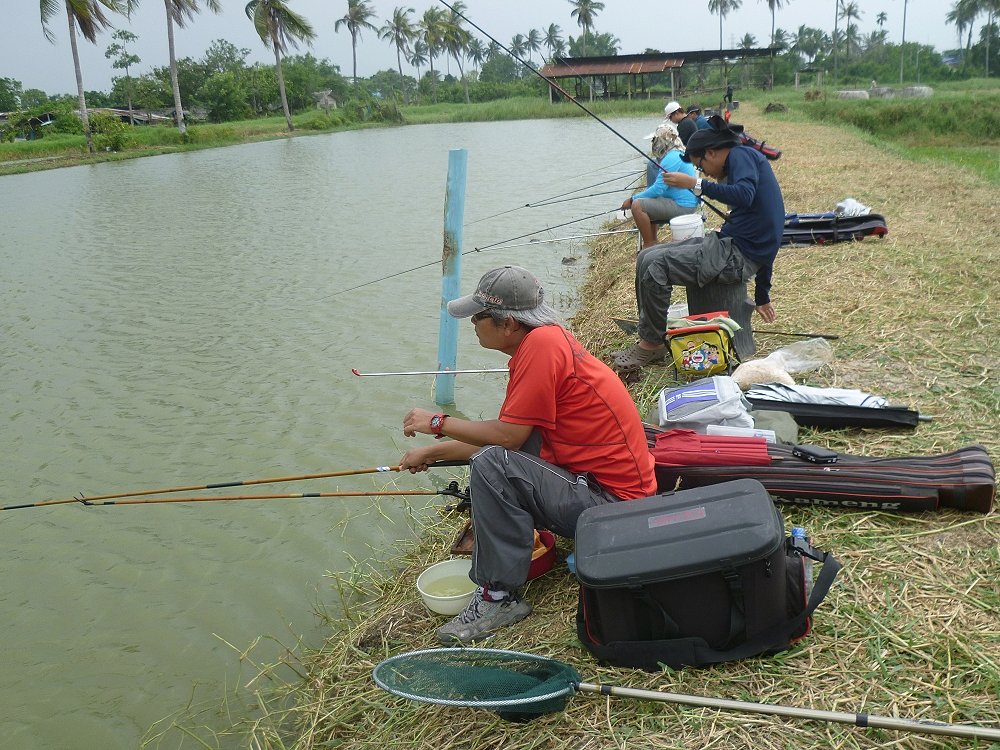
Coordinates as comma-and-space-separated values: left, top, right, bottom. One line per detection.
401, 266, 656, 644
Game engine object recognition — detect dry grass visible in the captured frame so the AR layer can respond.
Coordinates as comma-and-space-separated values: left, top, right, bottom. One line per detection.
182, 104, 999, 750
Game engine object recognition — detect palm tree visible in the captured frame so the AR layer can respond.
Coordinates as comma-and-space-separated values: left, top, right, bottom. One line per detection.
418, 6, 446, 102
568, 0, 605, 56
839, 1, 863, 59
245, 0, 315, 132
761, 0, 787, 86
543, 23, 564, 60
946, 0, 978, 71
708, 0, 743, 86
162, 0, 221, 135
831, 0, 843, 82
876, 10, 888, 28
407, 38, 428, 82
466, 37, 486, 73
379, 6, 415, 101
899, 0, 908, 82
442, 2, 472, 103
40, 0, 132, 154
525, 28, 543, 65
335, 0, 377, 85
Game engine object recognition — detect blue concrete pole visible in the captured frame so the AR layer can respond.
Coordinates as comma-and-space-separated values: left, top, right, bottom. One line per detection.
435, 149, 467, 406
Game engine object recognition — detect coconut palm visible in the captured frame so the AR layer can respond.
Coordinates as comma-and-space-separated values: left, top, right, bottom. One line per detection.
407, 38, 428, 81
466, 37, 486, 73
525, 28, 543, 65
946, 0, 978, 67
831, 0, 843, 81
245, 0, 315, 132
442, 2, 472, 103
418, 6, 447, 101
161, 0, 221, 135
899, 0, 908, 82
708, 0, 742, 53
543, 23, 564, 60
335, 0, 377, 85
379, 6, 415, 101
40, 0, 133, 153
839, 1, 863, 59
760, 0, 788, 86
568, 0, 604, 56
876, 10, 888, 28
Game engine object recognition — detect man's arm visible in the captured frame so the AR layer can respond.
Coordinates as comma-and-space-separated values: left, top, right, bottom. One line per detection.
400, 408, 534, 473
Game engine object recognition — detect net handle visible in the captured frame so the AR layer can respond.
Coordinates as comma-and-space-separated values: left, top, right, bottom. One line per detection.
575, 683, 1000, 741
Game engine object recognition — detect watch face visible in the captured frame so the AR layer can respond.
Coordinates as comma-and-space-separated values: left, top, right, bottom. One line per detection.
430, 415, 443, 430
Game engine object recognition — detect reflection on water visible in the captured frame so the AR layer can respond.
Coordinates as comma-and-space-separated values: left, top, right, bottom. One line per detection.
0, 115, 650, 748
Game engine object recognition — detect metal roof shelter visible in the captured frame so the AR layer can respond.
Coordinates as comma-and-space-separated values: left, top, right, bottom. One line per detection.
538, 48, 778, 102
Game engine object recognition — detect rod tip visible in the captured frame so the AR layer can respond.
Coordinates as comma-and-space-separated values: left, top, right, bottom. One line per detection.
351, 368, 361, 376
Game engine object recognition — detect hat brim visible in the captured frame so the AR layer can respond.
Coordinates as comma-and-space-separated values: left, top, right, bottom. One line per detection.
447, 294, 486, 319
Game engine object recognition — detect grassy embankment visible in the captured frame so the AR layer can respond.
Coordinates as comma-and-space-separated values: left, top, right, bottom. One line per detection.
145, 93, 1000, 749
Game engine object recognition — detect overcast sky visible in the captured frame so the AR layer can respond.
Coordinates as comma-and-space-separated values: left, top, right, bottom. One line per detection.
2, 0, 963, 96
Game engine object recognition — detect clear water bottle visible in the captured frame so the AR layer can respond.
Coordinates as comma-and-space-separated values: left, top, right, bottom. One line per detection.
791, 526, 814, 601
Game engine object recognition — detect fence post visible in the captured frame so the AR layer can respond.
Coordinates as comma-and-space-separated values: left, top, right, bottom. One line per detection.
435, 148, 468, 406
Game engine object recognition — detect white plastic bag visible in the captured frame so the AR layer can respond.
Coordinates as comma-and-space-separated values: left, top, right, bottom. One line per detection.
761, 337, 834, 374
657, 375, 753, 431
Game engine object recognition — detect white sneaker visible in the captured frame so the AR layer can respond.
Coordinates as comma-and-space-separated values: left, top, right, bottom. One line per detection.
436, 587, 533, 645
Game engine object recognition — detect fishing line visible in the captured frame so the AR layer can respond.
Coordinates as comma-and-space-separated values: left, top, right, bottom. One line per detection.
323, 209, 617, 298
466, 169, 643, 226
484, 229, 638, 252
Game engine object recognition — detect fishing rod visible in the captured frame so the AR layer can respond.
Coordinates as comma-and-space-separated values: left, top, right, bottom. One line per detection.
438, 0, 731, 226
78, 483, 470, 508
2, 462, 470, 512
352, 367, 507, 377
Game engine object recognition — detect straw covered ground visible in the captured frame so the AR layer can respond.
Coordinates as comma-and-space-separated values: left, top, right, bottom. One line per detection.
235, 104, 999, 750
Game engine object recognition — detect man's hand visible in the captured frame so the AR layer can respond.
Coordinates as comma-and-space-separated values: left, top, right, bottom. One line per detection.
620, 197, 633, 211
399, 446, 437, 473
403, 407, 435, 437
755, 302, 777, 323
661, 171, 698, 190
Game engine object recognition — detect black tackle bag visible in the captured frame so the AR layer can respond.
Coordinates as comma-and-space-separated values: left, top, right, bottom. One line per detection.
575, 479, 840, 671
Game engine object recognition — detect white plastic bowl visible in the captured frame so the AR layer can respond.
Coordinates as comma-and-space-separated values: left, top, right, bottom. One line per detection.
416, 558, 476, 616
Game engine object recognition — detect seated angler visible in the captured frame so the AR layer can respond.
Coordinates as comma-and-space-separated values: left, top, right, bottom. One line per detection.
613, 119, 785, 372
400, 266, 656, 644
621, 122, 699, 249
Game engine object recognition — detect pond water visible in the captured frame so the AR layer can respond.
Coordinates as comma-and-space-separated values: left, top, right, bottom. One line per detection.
0, 114, 651, 748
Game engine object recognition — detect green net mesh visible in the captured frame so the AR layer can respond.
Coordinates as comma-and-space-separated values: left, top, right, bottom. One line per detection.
373, 648, 580, 713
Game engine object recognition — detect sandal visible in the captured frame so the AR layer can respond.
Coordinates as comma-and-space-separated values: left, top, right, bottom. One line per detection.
612, 343, 667, 371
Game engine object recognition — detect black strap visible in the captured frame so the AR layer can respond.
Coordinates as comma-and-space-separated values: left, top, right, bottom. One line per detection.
721, 567, 746, 648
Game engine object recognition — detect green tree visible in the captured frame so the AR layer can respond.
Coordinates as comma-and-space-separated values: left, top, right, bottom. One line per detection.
335, 0, 377, 85
839, 1, 863, 59
21, 88, 50, 108
947, 0, 979, 71
105, 29, 140, 123
761, 0, 788, 85
442, 2, 472, 104
197, 71, 251, 121
0, 77, 23, 110
407, 38, 428, 82
40, 0, 132, 153
568, 0, 604, 56
525, 28, 543, 65
708, 0, 742, 53
466, 37, 486, 72
245, 0, 316, 131
543, 23, 564, 59
160, 0, 221, 135
202, 38, 251, 74
379, 6, 415, 102
418, 6, 447, 102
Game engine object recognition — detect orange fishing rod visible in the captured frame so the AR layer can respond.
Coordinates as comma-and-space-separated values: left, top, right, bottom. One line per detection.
2, 461, 469, 511
80, 489, 457, 507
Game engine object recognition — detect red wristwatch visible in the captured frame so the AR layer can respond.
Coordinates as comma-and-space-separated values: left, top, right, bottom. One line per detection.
429, 413, 448, 438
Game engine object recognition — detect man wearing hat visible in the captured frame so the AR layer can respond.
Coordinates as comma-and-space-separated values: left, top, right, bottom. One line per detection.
678, 105, 699, 145
613, 118, 785, 371
401, 266, 656, 643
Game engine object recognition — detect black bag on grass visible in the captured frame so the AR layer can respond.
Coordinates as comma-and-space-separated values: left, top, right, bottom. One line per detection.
575, 479, 840, 671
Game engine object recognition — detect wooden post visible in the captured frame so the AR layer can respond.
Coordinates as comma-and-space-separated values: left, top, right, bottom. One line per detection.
435, 149, 468, 406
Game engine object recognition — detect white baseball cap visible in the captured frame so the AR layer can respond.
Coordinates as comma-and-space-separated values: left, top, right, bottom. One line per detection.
664, 101, 683, 116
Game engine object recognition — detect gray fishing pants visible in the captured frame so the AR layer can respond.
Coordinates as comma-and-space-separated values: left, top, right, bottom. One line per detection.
635, 232, 758, 345
468, 445, 617, 593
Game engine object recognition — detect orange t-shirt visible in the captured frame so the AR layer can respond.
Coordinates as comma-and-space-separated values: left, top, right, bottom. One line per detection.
499, 326, 656, 500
